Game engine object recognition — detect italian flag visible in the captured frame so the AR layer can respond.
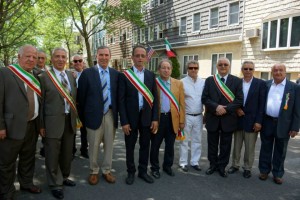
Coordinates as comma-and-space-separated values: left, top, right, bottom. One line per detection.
164, 38, 176, 58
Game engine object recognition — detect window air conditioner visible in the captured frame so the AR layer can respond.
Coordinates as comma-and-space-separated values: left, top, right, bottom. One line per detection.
245, 28, 259, 38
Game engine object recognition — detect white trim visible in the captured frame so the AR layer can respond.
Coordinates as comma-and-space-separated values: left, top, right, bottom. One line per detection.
148, 25, 154, 41
179, 16, 187, 36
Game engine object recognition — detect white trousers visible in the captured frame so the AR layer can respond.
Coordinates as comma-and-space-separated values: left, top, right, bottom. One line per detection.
179, 114, 203, 166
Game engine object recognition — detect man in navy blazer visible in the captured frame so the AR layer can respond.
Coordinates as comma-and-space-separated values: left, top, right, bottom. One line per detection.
77, 46, 119, 185
228, 61, 266, 178
258, 63, 300, 184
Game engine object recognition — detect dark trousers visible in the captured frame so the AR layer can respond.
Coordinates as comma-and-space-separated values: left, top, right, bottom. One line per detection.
259, 116, 289, 178
125, 115, 151, 174
150, 112, 176, 171
0, 120, 38, 199
80, 125, 88, 153
207, 126, 233, 170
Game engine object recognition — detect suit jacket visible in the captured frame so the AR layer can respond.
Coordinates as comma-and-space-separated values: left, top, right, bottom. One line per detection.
39, 67, 77, 138
263, 79, 300, 138
202, 74, 243, 132
118, 67, 159, 129
77, 66, 119, 129
0, 67, 41, 139
157, 77, 185, 133
237, 77, 267, 132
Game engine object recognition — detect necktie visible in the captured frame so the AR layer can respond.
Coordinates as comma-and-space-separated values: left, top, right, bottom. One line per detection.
60, 72, 70, 112
101, 70, 109, 114
27, 86, 35, 121
221, 77, 225, 83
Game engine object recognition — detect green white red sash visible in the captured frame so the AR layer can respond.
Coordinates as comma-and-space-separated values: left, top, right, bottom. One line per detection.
8, 64, 41, 97
213, 74, 235, 102
155, 77, 179, 113
123, 69, 154, 108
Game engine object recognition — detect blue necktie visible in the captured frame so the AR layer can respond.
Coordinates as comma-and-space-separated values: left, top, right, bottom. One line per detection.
101, 71, 109, 114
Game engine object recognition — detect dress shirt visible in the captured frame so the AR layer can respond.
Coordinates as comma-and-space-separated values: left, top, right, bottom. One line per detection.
53, 67, 71, 113
220, 74, 229, 84
160, 78, 171, 113
181, 75, 205, 114
98, 64, 112, 108
266, 78, 286, 117
242, 77, 253, 106
76, 71, 82, 87
133, 66, 145, 111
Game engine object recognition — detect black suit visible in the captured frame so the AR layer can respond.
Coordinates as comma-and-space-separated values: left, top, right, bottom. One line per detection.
118, 68, 158, 174
202, 74, 243, 169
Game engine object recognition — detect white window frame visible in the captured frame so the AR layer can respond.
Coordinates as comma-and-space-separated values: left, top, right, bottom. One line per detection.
182, 55, 199, 75
148, 25, 154, 41
140, 28, 146, 43
148, 57, 159, 72
192, 12, 201, 33
209, 7, 219, 29
228, 1, 239, 26
211, 53, 232, 75
158, 0, 165, 5
157, 23, 164, 39
133, 29, 138, 44
179, 16, 187, 35
261, 15, 300, 50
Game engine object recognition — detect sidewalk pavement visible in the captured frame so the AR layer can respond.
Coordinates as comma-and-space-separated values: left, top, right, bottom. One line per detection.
15, 128, 300, 200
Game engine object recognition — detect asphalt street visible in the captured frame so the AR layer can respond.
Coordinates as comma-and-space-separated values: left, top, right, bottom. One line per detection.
15, 127, 300, 200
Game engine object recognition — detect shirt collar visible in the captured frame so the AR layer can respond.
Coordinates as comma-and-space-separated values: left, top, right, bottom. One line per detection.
187, 74, 198, 82
133, 66, 145, 73
272, 77, 286, 86
97, 64, 109, 73
243, 77, 253, 84
53, 67, 65, 76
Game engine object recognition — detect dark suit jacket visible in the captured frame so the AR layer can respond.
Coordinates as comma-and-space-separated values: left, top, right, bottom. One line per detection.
39, 67, 77, 138
0, 67, 41, 139
77, 66, 119, 129
202, 74, 243, 132
118, 67, 159, 129
263, 79, 300, 138
237, 77, 267, 132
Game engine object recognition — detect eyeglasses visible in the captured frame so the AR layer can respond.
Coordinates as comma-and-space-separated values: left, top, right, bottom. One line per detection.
188, 67, 199, 70
243, 68, 254, 71
73, 59, 83, 63
38, 57, 45, 60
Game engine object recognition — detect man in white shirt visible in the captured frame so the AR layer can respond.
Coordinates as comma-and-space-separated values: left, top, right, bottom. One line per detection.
179, 60, 205, 172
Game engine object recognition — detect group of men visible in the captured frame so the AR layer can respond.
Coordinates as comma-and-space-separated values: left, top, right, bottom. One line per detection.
0, 44, 299, 200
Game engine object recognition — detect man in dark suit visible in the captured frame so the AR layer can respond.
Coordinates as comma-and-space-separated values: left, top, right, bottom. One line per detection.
202, 57, 243, 178
77, 46, 119, 185
227, 61, 266, 178
0, 45, 42, 199
259, 63, 300, 185
118, 45, 159, 185
39, 47, 77, 199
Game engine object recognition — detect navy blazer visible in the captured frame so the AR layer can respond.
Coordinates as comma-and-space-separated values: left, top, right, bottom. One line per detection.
118, 67, 159, 129
262, 79, 300, 138
77, 66, 119, 129
237, 77, 267, 132
202, 74, 243, 132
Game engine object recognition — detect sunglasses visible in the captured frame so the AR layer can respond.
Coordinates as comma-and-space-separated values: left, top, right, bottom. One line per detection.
188, 67, 199, 70
243, 68, 254, 71
73, 59, 83, 63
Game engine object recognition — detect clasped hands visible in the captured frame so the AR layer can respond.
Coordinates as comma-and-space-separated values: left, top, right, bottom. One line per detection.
122, 121, 158, 135
216, 105, 227, 116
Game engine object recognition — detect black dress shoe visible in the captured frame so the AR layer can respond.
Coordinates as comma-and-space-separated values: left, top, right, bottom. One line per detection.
138, 173, 154, 183
228, 166, 239, 174
219, 168, 228, 178
191, 165, 202, 171
151, 171, 160, 179
180, 165, 188, 172
51, 189, 64, 199
206, 166, 217, 175
163, 167, 175, 176
243, 170, 252, 178
126, 173, 135, 185
63, 179, 76, 187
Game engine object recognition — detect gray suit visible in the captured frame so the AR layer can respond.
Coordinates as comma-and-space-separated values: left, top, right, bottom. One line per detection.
39, 68, 77, 189
0, 67, 40, 199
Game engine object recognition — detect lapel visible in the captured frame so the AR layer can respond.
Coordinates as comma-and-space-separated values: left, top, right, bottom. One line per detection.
279, 80, 291, 116
66, 70, 75, 98
92, 66, 102, 94
244, 77, 257, 106
12, 72, 27, 99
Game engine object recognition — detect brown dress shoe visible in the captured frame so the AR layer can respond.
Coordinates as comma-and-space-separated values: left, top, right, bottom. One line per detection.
20, 185, 42, 194
102, 172, 116, 183
259, 173, 268, 180
88, 174, 99, 185
273, 177, 283, 185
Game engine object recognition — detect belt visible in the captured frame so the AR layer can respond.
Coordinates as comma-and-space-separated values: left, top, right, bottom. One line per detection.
186, 113, 202, 116
161, 112, 171, 115
265, 115, 278, 122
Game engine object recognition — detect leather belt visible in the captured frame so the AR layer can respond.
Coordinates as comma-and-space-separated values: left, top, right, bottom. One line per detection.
186, 113, 202, 116
265, 115, 278, 122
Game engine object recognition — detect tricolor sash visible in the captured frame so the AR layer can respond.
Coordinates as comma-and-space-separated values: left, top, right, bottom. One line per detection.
8, 64, 41, 97
213, 74, 235, 102
123, 69, 154, 108
155, 77, 179, 114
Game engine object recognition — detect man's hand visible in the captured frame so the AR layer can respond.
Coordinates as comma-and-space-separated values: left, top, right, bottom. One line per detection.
216, 105, 227, 116
0, 129, 7, 140
179, 123, 185, 130
289, 131, 298, 138
236, 108, 245, 117
253, 123, 262, 133
122, 124, 132, 136
40, 128, 46, 137
150, 121, 158, 134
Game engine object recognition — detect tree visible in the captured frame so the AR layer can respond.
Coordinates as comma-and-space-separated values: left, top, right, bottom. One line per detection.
170, 57, 180, 79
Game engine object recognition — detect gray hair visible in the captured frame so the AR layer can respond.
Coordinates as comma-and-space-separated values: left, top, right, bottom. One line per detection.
186, 60, 199, 69
18, 44, 37, 56
217, 57, 231, 65
72, 54, 84, 61
97, 46, 111, 55
242, 61, 255, 69
51, 47, 67, 57
158, 59, 172, 69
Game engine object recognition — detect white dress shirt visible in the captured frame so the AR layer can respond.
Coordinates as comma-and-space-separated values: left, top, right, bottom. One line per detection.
242, 77, 253, 106
266, 78, 286, 117
133, 66, 145, 111
53, 67, 71, 113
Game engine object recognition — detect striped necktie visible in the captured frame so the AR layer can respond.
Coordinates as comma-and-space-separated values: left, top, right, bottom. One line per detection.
101, 70, 109, 114
60, 72, 70, 94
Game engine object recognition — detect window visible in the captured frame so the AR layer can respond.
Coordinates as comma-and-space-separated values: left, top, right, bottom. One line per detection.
180, 17, 187, 35
149, 0, 155, 8
133, 30, 138, 44
148, 25, 154, 41
210, 7, 219, 29
157, 23, 164, 39
193, 13, 201, 32
148, 57, 159, 72
140, 28, 146, 43
159, 0, 165, 5
262, 15, 300, 49
119, 29, 126, 42
126, 27, 131, 40
211, 53, 232, 75
183, 55, 199, 74
228, 2, 239, 25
